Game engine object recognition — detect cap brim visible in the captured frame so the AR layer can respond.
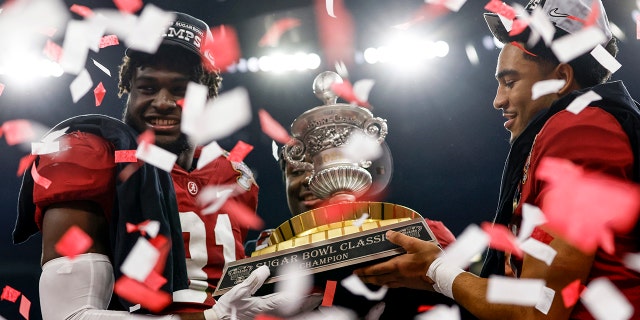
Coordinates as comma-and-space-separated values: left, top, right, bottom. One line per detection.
484, 13, 511, 44
125, 38, 201, 58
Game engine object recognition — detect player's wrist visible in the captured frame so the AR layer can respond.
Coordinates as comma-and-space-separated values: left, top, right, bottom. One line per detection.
426, 256, 465, 299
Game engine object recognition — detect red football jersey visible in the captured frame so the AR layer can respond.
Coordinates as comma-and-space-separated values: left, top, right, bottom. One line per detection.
33, 132, 259, 313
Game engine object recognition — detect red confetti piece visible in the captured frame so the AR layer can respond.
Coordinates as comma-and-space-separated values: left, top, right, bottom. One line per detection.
393, 3, 449, 30
114, 276, 171, 312
69, 4, 94, 18
417, 305, 435, 313
583, 0, 599, 27
228, 140, 254, 162
54, 225, 93, 259
637, 15, 640, 40
484, 0, 516, 20
221, 198, 264, 230
118, 162, 143, 182
19, 295, 31, 320
255, 315, 283, 320
510, 41, 538, 57
115, 150, 138, 163
39, 27, 57, 38
99, 35, 120, 49
113, 0, 142, 14
1, 285, 21, 302
43, 40, 63, 62
258, 18, 301, 47
137, 129, 155, 146
2, 119, 35, 145
314, 0, 355, 66
321, 280, 337, 307
331, 80, 369, 107
536, 157, 640, 254
258, 109, 292, 144
0, 83, 5, 96
16, 154, 37, 176
201, 25, 241, 72
94, 82, 106, 107
143, 270, 167, 291
176, 98, 184, 108
481, 221, 523, 258
509, 19, 530, 37
31, 163, 52, 189
562, 279, 585, 308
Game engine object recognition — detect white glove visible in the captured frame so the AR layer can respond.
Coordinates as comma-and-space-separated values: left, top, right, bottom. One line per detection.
205, 266, 321, 320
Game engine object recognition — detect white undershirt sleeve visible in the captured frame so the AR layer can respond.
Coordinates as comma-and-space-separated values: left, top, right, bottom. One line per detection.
40, 253, 177, 320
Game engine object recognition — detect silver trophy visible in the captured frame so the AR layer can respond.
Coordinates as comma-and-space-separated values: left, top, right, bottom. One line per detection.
283, 71, 389, 199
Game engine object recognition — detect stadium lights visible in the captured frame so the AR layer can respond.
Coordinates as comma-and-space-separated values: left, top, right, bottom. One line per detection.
0, 49, 63, 85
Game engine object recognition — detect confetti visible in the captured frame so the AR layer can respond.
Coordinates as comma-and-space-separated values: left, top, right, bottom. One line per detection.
70, 4, 93, 18
70, 69, 93, 103
113, 0, 143, 14
440, 224, 489, 269
31, 141, 60, 155
581, 278, 633, 320
315, 0, 355, 66
465, 44, 480, 66
99, 35, 120, 48
197, 185, 235, 215
93, 82, 106, 106
531, 79, 566, 100
115, 150, 138, 163
484, 0, 515, 20
182, 86, 252, 145
486, 275, 545, 306
1, 120, 35, 145
325, 0, 335, 17
259, 18, 301, 47
519, 238, 557, 266
19, 295, 31, 320
565, 90, 602, 115
126, 220, 160, 238
54, 225, 93, 259
341, 274, 387, 300
203, 25, 241, 72
197, 141, 224, 170
137, 129, 155, 146
135, 141, 177, 172
415, 304, 460, 320
118, 162, 143, 182
518, 203, 547, 242
343, 131, 383, 164
427, 0, 467, 12
0, 83, 4, 96
143, 271, 167, 291
43, 40, 63, 62
30, 163, 52, 189
352, 213, 369, 228
16, 155, 37, 176
352, 79, 375, 106
221, 198, 264, 230
125, 5, 174, 54
274, 264, 313, 316
59, 20, 92, 74
590, 45, 621, 74
321, 280, 337, 307
623, 252, 640, 273
114, 276, 171, 313
121, 237, 160, 282
272, 141, 279, 162
258, 109, 292, 145
551, 26, 607, 63
331, 80, 369, 107
536, 157, 640, 254
481, 222, 523, 258
92, 59, 111, 77
561, 279, 584, 308
1, 285, 21, 302
228, 140, 254, 163
529, 7, 556, 45
535, 286, 555, 315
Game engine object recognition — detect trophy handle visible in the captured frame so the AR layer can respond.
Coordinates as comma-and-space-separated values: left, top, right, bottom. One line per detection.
283, 138, 313, 172
363, 117, 388, 143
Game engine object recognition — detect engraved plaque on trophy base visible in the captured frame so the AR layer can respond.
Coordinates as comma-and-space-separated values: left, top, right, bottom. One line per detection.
213, 202, 438, 297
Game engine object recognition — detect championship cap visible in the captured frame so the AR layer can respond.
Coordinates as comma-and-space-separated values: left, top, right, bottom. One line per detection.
484, 0, 613, 45
126, 12, 212, 59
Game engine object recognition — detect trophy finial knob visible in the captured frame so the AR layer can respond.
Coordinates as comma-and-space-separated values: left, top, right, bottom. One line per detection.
313, 71, 343, 105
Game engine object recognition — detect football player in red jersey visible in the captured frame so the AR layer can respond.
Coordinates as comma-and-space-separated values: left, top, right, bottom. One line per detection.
14, 11, 318, 320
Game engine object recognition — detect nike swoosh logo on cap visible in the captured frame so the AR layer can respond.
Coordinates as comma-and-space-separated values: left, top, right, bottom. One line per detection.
548, 8, 570, 18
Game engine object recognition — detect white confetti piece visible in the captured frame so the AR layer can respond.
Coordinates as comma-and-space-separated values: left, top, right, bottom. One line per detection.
140, 220, 160, 238
565, 90, 602, 115
623, 252, 640, 273
125, 5, 175, 54
518, 203, 548, 242
92, 59, 112, 77
343, 131, 383, 164
520, 238, 557, 266
70, 69, 93, 103
353, 79, 375, 104
498, 14, 513, 33
275, 263, 313, 316
531, 79, 566, 100
551, 26, 607, 63
197, 141, 224, 170
426, 0, 467, 12
60, 21, 92, 75
590, 45, 621, 74
415, 304, 460, 320
440, 224, 489, 269
325, 0, 335, 18
341, 274, 387, 301
198, 185, 235, 215
581, 278, 633, 320
535, 286, 555, 315
41, 127, 69, 143
31, 141, 60, 155
120, 237, 160, 282
135, 141, 177, 172
272, 140, 279, 162
353, 213, 370, 228
465, 44, 479, 66
487, 276, 545, 306
529, 7, 556, 45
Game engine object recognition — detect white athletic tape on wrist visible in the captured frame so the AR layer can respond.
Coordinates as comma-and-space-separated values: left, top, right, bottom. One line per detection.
204, 308, 220, 320
426, 256, 465, 299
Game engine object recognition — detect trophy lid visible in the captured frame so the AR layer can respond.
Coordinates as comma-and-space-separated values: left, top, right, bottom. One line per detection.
313, 71, 343, 105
